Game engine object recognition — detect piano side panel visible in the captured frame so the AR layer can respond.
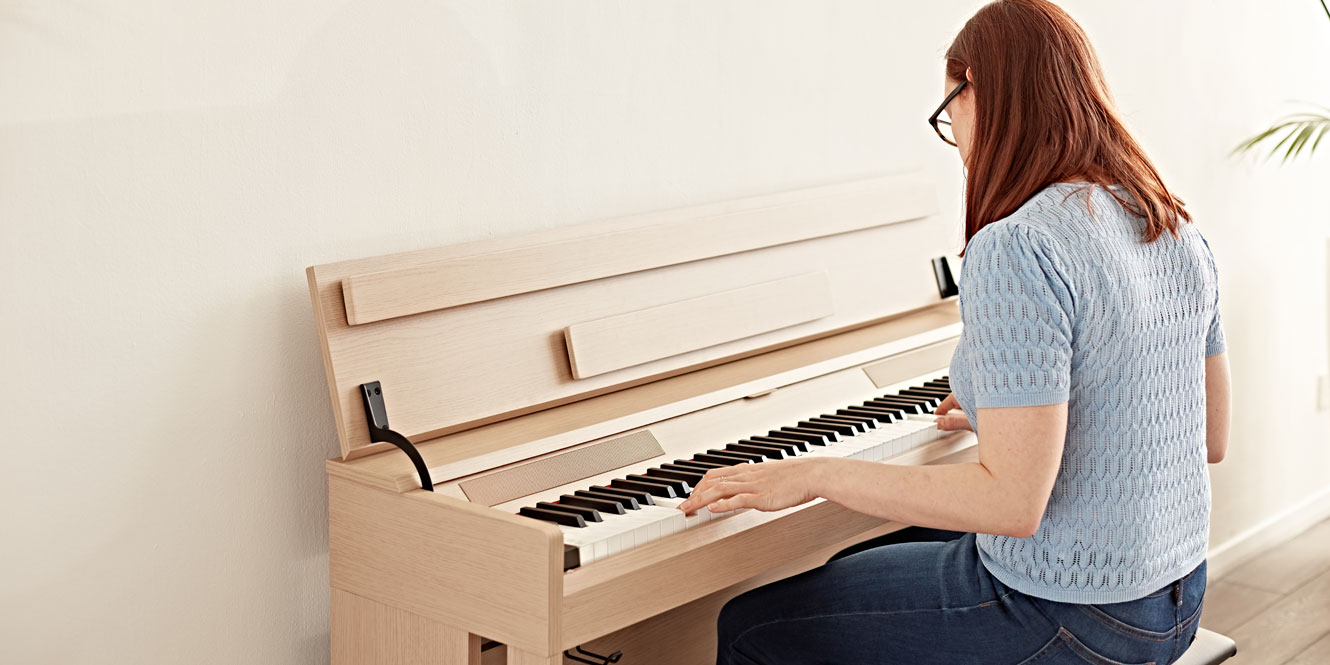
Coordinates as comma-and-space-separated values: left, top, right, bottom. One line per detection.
331, 588, 481, 665
328, 476, 563, 656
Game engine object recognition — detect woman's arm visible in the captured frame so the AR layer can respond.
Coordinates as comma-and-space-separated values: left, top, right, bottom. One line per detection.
678, 223, 1079, 535
678, 402, 1067, 538
1206, 352, 1231, 463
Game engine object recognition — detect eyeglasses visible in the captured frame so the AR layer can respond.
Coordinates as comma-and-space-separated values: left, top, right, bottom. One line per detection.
929, 80, 968, 147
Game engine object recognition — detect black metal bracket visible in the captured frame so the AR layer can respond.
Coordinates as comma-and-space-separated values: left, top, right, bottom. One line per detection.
360, 381, 434, 491
932, 256, 959, 299
564, 646, 622, 665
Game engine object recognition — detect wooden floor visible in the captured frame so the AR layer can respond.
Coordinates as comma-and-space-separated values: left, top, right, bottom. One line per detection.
1200, 517, 1330, 665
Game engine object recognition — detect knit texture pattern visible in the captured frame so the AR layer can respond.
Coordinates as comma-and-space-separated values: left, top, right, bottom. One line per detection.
948, 182, 1224, 604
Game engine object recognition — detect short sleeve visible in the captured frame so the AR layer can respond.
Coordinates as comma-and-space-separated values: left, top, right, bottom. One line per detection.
959, 222, 1074, 408
1205, 307, 1226, 357
1199, 234, 1226, 357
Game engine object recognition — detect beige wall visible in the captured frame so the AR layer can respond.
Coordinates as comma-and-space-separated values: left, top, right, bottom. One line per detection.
3, 1, 1328, 663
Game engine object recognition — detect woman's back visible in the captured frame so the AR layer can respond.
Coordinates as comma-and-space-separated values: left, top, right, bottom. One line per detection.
949, 182, 1224, 603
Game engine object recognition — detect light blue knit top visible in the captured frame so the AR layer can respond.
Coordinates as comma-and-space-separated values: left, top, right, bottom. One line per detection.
948, 182, 1225, 604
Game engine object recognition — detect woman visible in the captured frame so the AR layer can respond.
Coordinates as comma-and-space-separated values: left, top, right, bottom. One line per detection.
676, 1, 1231, 663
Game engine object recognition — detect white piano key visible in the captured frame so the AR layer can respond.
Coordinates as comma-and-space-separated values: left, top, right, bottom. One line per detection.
530, 371, 955, 568
562, 502, 686, 564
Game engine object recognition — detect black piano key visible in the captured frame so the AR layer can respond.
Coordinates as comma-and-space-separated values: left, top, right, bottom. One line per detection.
590, 484, 653, 507
840, 404, 893, 420
693, 452, 751, 466
536, 501, 602, 523
893, 390, 942, 404
781, 426, 841, 443
520, 506, 586, 528
880, 391, 937, 405
874, 394, 930, 405
726, 443, 784, 459
647, 467, 705, 484
673, 458, 725, 470
788, 425, 843, 443
885, 396, 938, 413
923, 380, 951, 390
800, 419, 858, 436
619, 475, 684, 498
902, 388, 949, 400
707, 448, 765, 463
751, 435, 811, 452
771, 428, 829, 446
663, 463, 716, 479
866, 398, 926, 414
731, 441, 793, 458
822, 413, 879, 429
844, 404, 904, 420
563, 544, 581, 571
559, 494, 626, 515
740, 438, 802, 455
609, 478, 675, 499
814, 415, 871, 432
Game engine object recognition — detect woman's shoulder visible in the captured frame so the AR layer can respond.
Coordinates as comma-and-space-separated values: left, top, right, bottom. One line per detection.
977, 182, 1131, 257
1013, 181, 1110, 226
968, 206, 1066, 261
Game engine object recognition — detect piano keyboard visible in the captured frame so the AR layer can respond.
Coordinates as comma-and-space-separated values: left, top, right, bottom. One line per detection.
514, 375, 953, 570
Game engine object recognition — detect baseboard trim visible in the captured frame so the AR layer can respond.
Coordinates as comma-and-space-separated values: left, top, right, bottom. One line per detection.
1207, 483, 1330, 581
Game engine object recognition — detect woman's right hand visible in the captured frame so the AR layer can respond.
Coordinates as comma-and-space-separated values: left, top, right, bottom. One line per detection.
934, 393, 974, 432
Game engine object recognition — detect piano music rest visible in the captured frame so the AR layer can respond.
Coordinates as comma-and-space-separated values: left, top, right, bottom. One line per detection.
310, 173, 984, 664
1174, 629, 1236, 665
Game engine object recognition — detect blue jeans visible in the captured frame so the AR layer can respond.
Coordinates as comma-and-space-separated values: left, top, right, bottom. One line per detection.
716, 528, 1206, 665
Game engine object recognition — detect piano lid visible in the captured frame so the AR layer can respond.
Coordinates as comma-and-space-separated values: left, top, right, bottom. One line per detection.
307, 172, 953, 461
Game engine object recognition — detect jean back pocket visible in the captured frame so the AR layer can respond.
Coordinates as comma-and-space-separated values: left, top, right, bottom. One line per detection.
1017, 628, 1156, 665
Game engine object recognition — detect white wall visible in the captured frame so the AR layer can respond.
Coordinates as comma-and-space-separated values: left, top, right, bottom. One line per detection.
3, 1, 1327, 663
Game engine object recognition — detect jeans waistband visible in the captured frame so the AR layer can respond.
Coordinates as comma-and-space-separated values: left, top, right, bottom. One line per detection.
1139, 560, 1205, 601
1168, 560, 1206, 607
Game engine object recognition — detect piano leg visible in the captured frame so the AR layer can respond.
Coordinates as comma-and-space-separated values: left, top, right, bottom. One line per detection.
331, 587, 483, 665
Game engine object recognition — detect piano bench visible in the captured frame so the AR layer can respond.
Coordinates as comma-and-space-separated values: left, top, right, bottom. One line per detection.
1173, 628, 1236, 665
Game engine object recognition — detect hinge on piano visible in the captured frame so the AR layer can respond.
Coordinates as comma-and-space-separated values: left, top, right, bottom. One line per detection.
360, 381, 434, 491
564, 646, 622, 665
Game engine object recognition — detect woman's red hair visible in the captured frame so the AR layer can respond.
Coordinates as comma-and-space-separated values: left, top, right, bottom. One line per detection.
947, 0, 1189, 249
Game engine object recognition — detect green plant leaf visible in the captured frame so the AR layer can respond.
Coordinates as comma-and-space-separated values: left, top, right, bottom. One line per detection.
1233, 111, 1330, 162
1285, 125, 1316, 162
1312, 124, 1329, 153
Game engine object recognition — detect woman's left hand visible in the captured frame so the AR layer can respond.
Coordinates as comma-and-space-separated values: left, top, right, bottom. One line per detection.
677, 457, 825, 515
935, 393, 974, 432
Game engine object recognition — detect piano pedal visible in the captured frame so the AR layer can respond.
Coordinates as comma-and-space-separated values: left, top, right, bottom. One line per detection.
564, 645, 623, 665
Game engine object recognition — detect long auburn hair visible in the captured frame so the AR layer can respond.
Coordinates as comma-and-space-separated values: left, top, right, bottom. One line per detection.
947, 0, 1189, 249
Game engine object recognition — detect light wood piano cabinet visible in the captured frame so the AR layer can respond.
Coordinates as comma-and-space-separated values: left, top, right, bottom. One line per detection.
307, 173, 978, 665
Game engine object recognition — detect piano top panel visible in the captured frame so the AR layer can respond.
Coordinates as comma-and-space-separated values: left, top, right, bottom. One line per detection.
308, 172, 953, 462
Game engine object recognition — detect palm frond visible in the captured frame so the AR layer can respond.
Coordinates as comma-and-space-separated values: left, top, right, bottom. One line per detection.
1232, 111, 1330, 162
